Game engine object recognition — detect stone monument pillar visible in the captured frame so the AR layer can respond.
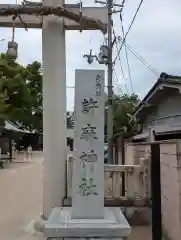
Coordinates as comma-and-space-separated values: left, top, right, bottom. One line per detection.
72, 69, 105, 219
45, 69, 131, 240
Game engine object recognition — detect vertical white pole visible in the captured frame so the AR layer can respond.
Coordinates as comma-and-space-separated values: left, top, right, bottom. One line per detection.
149, 127, 155, 142
42, 0, 66, 218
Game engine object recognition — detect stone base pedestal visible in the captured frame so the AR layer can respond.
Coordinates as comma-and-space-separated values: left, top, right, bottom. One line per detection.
44, 207, 131, 239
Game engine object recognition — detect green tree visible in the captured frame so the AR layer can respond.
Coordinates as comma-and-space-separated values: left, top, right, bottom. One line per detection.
105, 93, 140, 140
0, 54, 77, 134
0, 77, 11, 128
0, 54, 32, 128
24, 61, 43, 133
1, 59, 43, 133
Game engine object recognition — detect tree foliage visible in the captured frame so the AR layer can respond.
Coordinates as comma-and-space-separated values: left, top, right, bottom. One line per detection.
23, 61, 43, 132
0, 54, 43, 132
105, 93, 140, 140
0, 54, 32, 127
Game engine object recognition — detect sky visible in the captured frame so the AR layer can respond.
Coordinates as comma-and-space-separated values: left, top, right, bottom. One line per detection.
1, 0, 181, 110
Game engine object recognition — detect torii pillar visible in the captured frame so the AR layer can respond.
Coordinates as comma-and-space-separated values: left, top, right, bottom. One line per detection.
42, 0, 67, 219
0, 0, 108, 219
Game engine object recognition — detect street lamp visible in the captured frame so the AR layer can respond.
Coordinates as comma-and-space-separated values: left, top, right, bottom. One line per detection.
83, 49, 98, 64
83, 46, 109, 65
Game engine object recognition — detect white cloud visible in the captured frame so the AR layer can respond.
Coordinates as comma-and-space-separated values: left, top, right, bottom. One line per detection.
1, 0, 181, 109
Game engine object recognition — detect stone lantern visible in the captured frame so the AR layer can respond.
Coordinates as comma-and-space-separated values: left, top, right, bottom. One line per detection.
7, 41, 18, 61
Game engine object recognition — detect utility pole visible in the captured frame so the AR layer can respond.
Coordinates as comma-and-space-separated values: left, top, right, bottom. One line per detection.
84, 1, 123, 164
107, 0, 114, 164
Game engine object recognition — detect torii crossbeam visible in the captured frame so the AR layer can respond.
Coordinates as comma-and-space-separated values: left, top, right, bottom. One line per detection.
0, 0, 108, 219
0, 3, 107, 32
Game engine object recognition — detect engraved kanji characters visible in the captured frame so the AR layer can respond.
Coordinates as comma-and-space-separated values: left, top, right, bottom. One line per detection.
82, 97, 98, 113
78, 150, 98, 198
80, 124, 97, 140
77, 177, 98, 198
80, 149, 98, 175
96, 74, 102, 97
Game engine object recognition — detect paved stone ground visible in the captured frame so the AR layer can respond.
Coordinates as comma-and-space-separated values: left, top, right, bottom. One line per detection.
0, 152, 152, 240
0, 153, 43, 240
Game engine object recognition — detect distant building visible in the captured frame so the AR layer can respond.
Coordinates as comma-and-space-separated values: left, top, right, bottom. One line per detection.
0, 121, 30, 154
132, 72, 181, 142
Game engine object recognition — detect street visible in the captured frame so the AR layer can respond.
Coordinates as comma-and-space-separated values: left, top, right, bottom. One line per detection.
0, 154, 43, 240
0, 153, 152, 240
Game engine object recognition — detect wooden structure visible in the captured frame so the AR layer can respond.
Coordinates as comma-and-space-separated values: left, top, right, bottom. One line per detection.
65, 154, 151, 207
132, 72, 181, 142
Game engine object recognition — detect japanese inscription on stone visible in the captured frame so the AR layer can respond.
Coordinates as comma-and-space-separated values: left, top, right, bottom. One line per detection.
72, 69, 105, 219
96, 74, 102, 97
80, 124, 98, 141
82, 97, 98, 113
78, 123, 98, 197
78, 150, 98, 198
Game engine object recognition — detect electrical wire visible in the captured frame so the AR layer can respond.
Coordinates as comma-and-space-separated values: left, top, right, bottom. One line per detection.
119, 14, 134, 93
113, 67, 123, 93
113, 0, 144, 64
121, 0, 126, 6
113, 26, 132, 94
120, 0, 127, 15
113, 28, 125, 80
113, 67, 129, 94
112, 30, 125, 93
124, 41, 133, 92
110, 28, 129, 94
100, 0, 129, 94
122, 39, 160, 75
114, 0, 134, 93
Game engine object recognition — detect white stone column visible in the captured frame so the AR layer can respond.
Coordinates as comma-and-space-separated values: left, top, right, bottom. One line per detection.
42, 0, 66, 218
72, 70, 105, 219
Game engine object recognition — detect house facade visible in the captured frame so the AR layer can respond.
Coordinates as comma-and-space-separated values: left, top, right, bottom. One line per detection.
132, 72, 181, 142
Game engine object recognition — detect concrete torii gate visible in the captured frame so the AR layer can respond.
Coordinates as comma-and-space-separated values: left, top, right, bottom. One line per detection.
0, 0, 108, 218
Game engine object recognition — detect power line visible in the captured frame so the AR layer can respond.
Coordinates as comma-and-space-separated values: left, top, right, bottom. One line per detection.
113, 67, 125, 94
113, 27, 131, 94
112, 67, 121, 89
124, 40, 133, 92
113, 0, 144, 64
113, 67, 129, 94
119, 14, 134, 93
112, 28, 125, 79
117, 0, 134, 93
122, 39, 160, 75
120, 0, 127, 16
112, 0, 132, 94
